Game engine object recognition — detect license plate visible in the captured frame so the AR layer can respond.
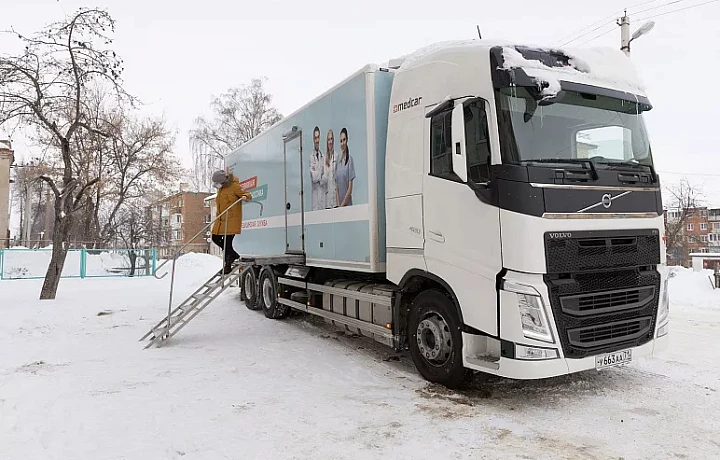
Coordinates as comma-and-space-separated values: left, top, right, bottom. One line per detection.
595, 349, 632, 370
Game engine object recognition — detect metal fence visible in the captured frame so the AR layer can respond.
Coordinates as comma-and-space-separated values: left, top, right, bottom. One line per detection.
0, 248, 157, 280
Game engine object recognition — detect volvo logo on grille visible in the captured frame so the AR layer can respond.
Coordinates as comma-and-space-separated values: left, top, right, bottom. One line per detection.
601, 193, 613, 209
577, 190, 632, 213
548, 232, 572, 238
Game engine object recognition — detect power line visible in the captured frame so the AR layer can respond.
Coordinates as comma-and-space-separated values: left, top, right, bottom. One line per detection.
636, 0, 720, 19
575, 26, 617, 47
551, 0, 665, 47
551, 10, 622, 46
632, 0, 689, 16
558, 20, 617, 47
627, 0, 666, 10
657, 170, 720, 177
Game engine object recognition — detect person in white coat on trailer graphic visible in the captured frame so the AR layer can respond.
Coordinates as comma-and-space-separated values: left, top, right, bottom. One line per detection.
309, 125, 327, 211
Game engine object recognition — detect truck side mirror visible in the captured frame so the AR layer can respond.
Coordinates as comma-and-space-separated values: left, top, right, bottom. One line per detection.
451, 103, 468, 182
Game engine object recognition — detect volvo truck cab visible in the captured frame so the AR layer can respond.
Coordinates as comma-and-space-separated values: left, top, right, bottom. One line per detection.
385, 42, 668, 385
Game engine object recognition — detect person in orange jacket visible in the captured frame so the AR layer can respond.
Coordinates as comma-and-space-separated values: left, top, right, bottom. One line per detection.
210, 170, 252, 273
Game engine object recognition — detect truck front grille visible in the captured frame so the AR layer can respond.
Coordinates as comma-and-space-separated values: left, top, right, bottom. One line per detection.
545, 270, 659, 358
543, 228, 660, 359
567, 317, 653, 348
545, 229, 660, 274
560, 285, 655, 317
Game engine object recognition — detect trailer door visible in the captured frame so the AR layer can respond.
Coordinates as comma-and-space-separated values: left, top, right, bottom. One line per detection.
283, 129, 305, 254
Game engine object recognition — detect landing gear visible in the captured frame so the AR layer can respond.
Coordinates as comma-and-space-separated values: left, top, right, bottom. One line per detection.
408, 289, 472, 389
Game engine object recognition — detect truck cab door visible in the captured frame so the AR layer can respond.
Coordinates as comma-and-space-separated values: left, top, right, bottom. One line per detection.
422, 97, 502, 336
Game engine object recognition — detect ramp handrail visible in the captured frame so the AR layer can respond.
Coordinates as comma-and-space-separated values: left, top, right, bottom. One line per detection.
153, 197, 263, 340
153, 198, 263, 279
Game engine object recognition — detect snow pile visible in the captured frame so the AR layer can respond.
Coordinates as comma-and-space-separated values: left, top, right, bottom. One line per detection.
1, 249, 82, 279
668, 265, 720, 311
1, 249, 160, 279
501, 45, 646, 97
175, 252, 218, 268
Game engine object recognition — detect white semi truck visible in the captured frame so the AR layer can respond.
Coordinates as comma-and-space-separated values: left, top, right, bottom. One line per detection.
225, 40, 669, 388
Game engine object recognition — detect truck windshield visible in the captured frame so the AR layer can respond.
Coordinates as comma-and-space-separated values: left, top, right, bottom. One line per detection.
495, 86, 654, 169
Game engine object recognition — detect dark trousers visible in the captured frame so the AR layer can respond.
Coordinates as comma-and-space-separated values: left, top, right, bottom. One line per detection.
211, 234, 239, 266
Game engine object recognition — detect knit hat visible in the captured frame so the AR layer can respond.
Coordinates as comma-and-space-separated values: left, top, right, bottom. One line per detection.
212, 170, 228, 184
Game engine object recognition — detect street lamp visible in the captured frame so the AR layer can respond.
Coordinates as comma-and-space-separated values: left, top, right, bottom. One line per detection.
631, 21, 655, 41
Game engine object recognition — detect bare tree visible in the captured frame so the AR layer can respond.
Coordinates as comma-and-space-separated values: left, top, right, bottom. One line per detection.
114, 204, 152, 277
664, 178, 705, 265
97, 111, 181, 244
0, 8, 133, 299
189, 77, 282, 191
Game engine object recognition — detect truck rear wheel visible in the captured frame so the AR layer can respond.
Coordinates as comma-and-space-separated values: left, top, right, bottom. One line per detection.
240, 267, 260, 311
408, 289, 472, 389
259, 266, 290, 319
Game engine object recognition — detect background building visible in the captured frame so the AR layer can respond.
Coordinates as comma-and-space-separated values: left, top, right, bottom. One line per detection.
665, 206, 720, 268
145, 184, 212, 258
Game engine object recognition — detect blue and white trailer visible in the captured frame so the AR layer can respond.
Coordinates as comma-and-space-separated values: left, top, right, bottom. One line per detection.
226, 40, 669, 388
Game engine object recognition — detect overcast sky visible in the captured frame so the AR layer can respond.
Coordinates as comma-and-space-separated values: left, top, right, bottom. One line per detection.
3, 0, 720, 211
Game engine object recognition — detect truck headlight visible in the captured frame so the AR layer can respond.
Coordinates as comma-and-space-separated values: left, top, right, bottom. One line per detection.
658, 279, 669, 325
502, 281, 554, 343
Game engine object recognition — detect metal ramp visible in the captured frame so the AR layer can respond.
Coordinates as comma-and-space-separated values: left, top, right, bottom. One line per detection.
140, 195, 263, 348
139, 264, 243, 348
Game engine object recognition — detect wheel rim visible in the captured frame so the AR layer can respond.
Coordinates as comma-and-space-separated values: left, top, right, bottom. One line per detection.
416, 312, 453, 367
244, 273, 254, 298
262, 277, 274, 308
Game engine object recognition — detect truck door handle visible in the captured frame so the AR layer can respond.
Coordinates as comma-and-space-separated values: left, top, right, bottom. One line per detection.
428, 230, 445, 243
286, 202, 291, 210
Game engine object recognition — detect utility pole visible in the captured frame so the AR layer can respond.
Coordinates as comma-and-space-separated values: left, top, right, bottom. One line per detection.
619, 10, 631, 56
618, 9, 655, 57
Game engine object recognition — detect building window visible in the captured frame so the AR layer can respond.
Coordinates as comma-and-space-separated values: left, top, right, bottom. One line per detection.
713, 222, 720, 230
701, 223, 708, 231
701, 210, 708, 217
688, 236, 695, 243
174, 214, 182, 224
687, 223, 694, 231
172, 229, 182, 241
701, 234, 708, 243
204, 214, 211, 224
711, 234, 720, 242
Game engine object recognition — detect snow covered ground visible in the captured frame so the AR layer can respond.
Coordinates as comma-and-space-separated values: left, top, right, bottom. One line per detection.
1, 254, 718, 460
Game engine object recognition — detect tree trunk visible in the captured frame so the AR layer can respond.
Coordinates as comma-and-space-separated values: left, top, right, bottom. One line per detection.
40, 199, 73, 300
128, 250, 137, 277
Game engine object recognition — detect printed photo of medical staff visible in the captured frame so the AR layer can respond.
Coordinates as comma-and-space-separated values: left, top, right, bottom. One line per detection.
309, 126, 355, 210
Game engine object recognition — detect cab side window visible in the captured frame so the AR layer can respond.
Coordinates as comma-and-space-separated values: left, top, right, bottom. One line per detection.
464, 101, 491, 184
429, 110, 459, 181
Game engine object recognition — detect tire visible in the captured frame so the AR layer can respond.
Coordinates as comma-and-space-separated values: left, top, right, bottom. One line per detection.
259, 266, 290, 319
240, 267, 260, 311
408, 289, 473, 389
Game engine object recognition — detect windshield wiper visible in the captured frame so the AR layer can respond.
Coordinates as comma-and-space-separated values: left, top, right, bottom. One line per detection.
521, 158, 599, 180
590, 157, 657, 183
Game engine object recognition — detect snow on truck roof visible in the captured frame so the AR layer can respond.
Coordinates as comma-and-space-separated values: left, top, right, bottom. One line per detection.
391, 39, 647, 97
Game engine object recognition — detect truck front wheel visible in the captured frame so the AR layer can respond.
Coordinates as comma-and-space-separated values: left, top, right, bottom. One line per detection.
408, 289, 472, 389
